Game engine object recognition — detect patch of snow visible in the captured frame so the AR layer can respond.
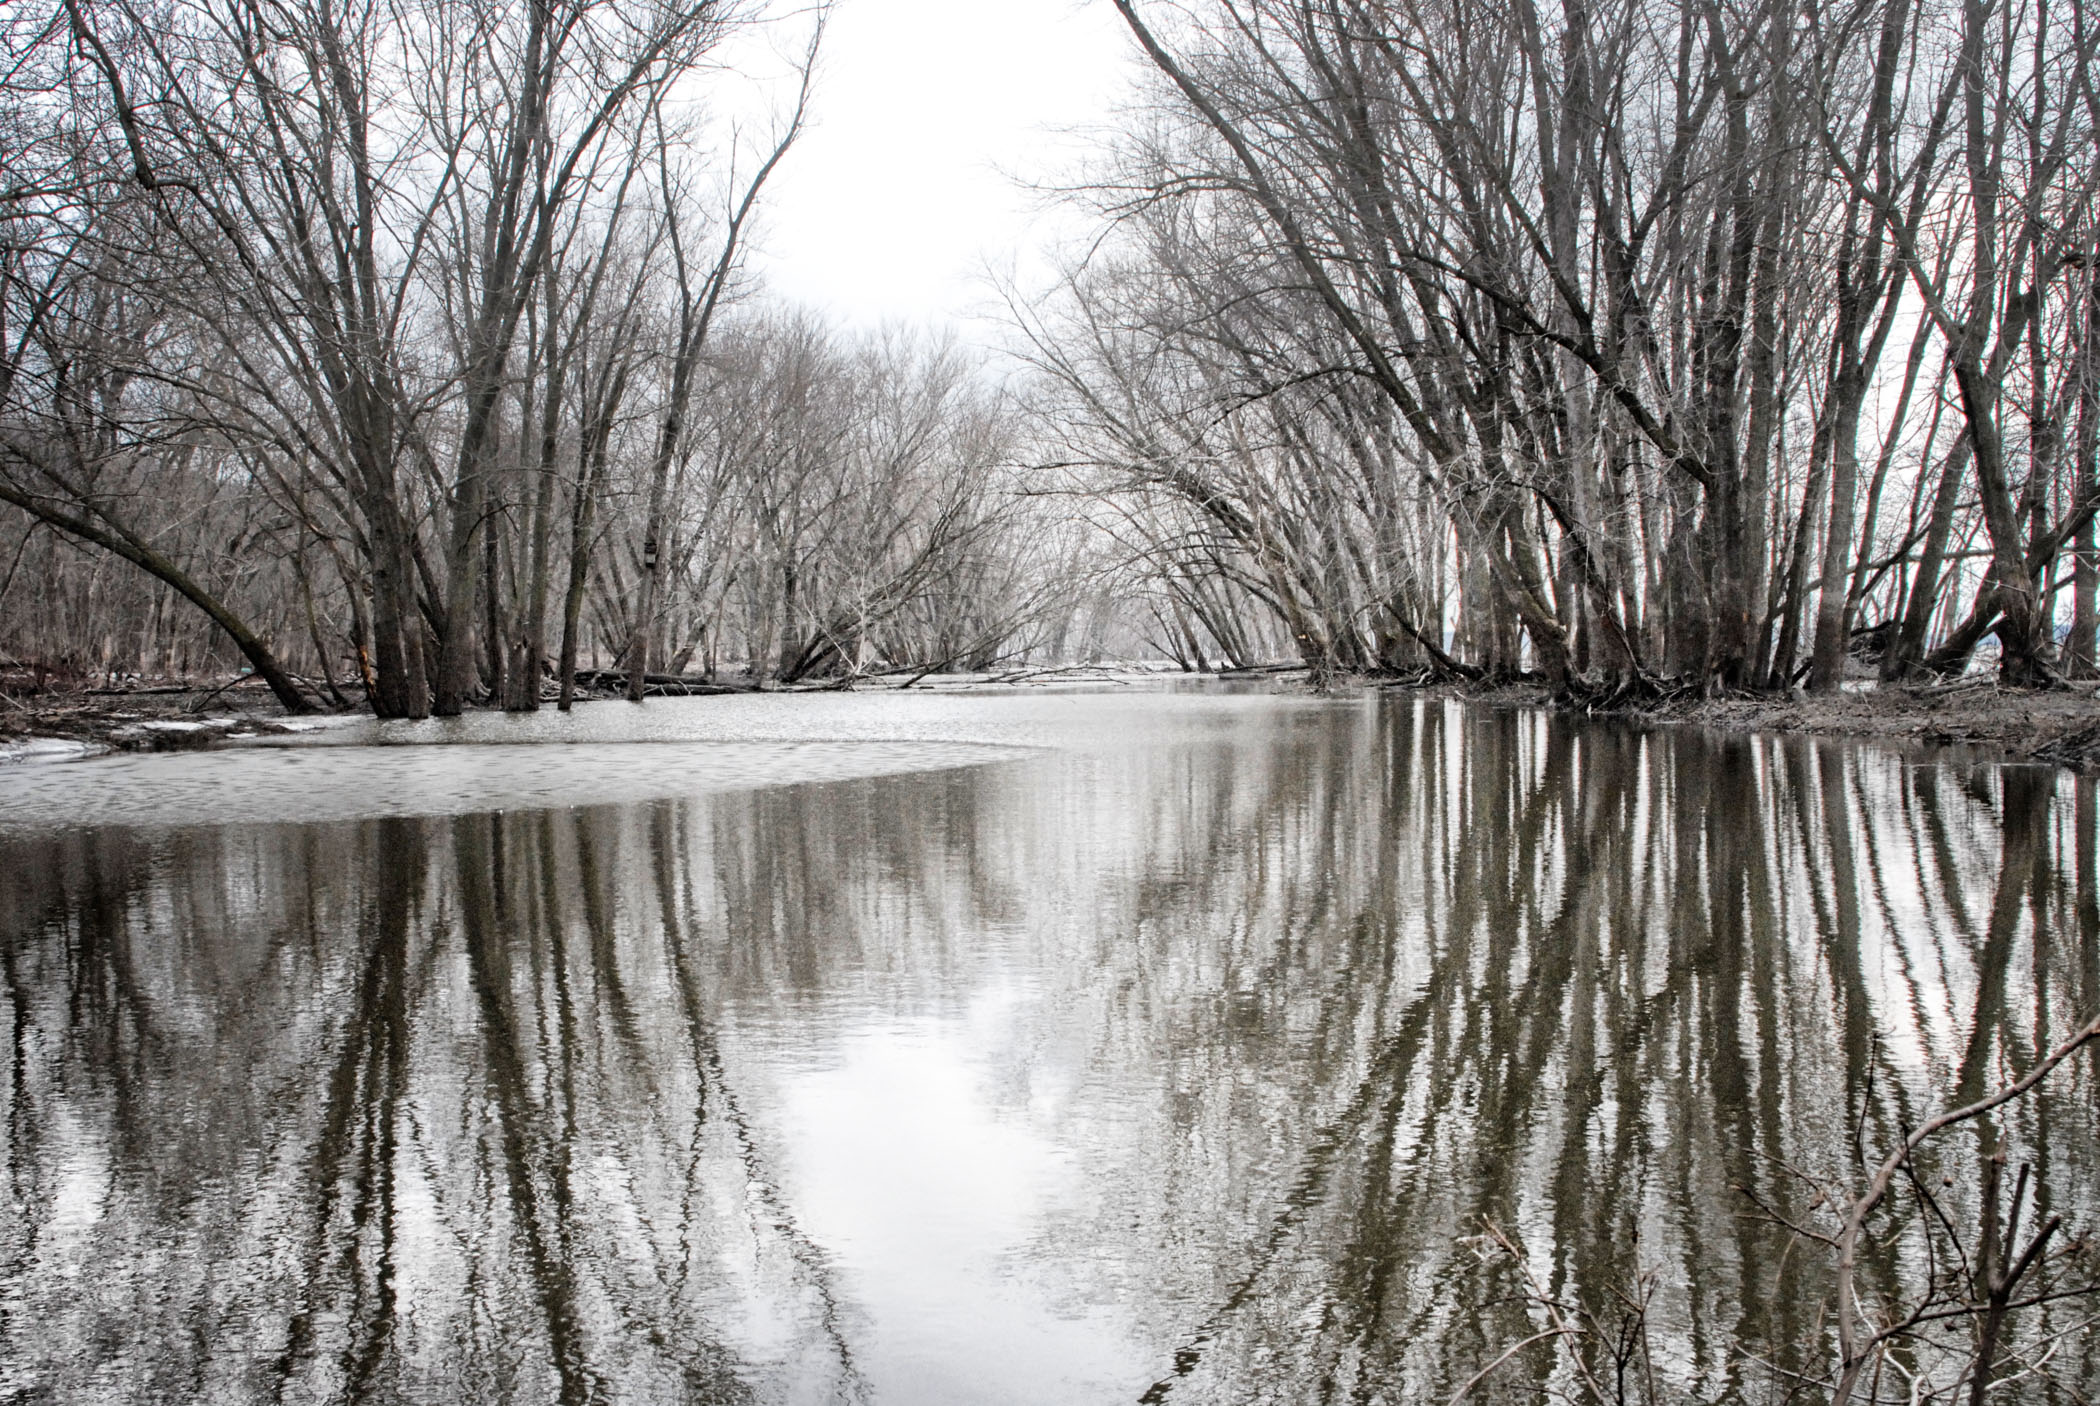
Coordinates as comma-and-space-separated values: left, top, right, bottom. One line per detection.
0, 737, 102, 765
264, 714, 363, 734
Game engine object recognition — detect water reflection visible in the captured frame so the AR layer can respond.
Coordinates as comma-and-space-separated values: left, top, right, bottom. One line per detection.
1, 698, 2095, 1403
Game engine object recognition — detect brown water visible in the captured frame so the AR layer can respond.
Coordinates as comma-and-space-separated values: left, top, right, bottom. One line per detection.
1, 693, 2095, 1403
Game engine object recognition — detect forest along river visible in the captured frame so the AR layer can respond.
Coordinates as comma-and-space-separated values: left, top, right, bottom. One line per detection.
1, 689, 2095, 1404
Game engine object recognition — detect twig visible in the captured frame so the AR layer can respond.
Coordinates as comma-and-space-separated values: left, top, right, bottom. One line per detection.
1832, 1011, 2100, 1405
1446, 1329, 1574, 1404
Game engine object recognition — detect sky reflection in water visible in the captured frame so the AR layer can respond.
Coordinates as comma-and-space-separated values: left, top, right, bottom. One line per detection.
0, 692, 2095, 1403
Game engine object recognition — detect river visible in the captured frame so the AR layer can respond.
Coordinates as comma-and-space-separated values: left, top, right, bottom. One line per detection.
2, 690, 2095, 1403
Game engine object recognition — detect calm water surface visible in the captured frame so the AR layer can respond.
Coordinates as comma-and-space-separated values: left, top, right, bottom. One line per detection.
1, 691, 2095, 1403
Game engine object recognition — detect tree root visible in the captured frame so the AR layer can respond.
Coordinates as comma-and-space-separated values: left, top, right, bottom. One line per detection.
1551, 670, 1702, 714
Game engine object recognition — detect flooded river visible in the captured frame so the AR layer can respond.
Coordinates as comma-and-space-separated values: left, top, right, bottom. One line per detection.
2, 692, 2095, 1403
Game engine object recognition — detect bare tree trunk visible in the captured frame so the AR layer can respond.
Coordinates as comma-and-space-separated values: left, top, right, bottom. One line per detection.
557, 377, 623, 713
1883, 439, 1971, 678
2073, 275, 2100, 676
0, 477, 312, 712
626, 68, 816, 701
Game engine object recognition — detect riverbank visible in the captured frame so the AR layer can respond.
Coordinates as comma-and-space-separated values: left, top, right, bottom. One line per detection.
0, 679, 320, 760
1448, 675, 2100, 769
0, 664, 1160, 758
11, 668, 2100, 770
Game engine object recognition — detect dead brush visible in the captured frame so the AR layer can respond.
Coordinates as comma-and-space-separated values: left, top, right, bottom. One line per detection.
1451, 1014, 2100, 1406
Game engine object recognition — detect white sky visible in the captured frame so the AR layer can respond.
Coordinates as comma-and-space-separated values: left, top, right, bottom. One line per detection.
745, 0, 1136, 340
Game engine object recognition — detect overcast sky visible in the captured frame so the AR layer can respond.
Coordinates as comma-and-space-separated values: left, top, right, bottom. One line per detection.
745, 0, 1136, 339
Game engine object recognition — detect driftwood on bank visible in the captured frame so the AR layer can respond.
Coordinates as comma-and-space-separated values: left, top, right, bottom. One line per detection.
1214, 662, 1307, 678
569, 670, 748, 697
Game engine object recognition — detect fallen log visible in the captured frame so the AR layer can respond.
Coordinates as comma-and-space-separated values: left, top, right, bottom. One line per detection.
81, 684, 205, 697
1215, 662, 1308, 678
569, 669, 745, 696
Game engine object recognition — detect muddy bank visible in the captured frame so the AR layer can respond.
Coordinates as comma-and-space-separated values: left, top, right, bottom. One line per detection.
1446, 676, 2100, 769
0, 665, 786, 756
0, 680, 325, 758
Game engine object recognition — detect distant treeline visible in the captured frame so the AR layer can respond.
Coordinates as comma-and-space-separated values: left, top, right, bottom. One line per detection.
3, 0, 2097, 710
0, 0, 1107, 717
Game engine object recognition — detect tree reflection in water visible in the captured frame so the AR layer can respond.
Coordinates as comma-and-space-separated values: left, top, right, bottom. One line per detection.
0, 699, 2094, 1403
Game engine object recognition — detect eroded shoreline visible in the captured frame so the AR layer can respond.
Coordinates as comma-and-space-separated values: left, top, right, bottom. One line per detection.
1442, 676, 2100, 768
